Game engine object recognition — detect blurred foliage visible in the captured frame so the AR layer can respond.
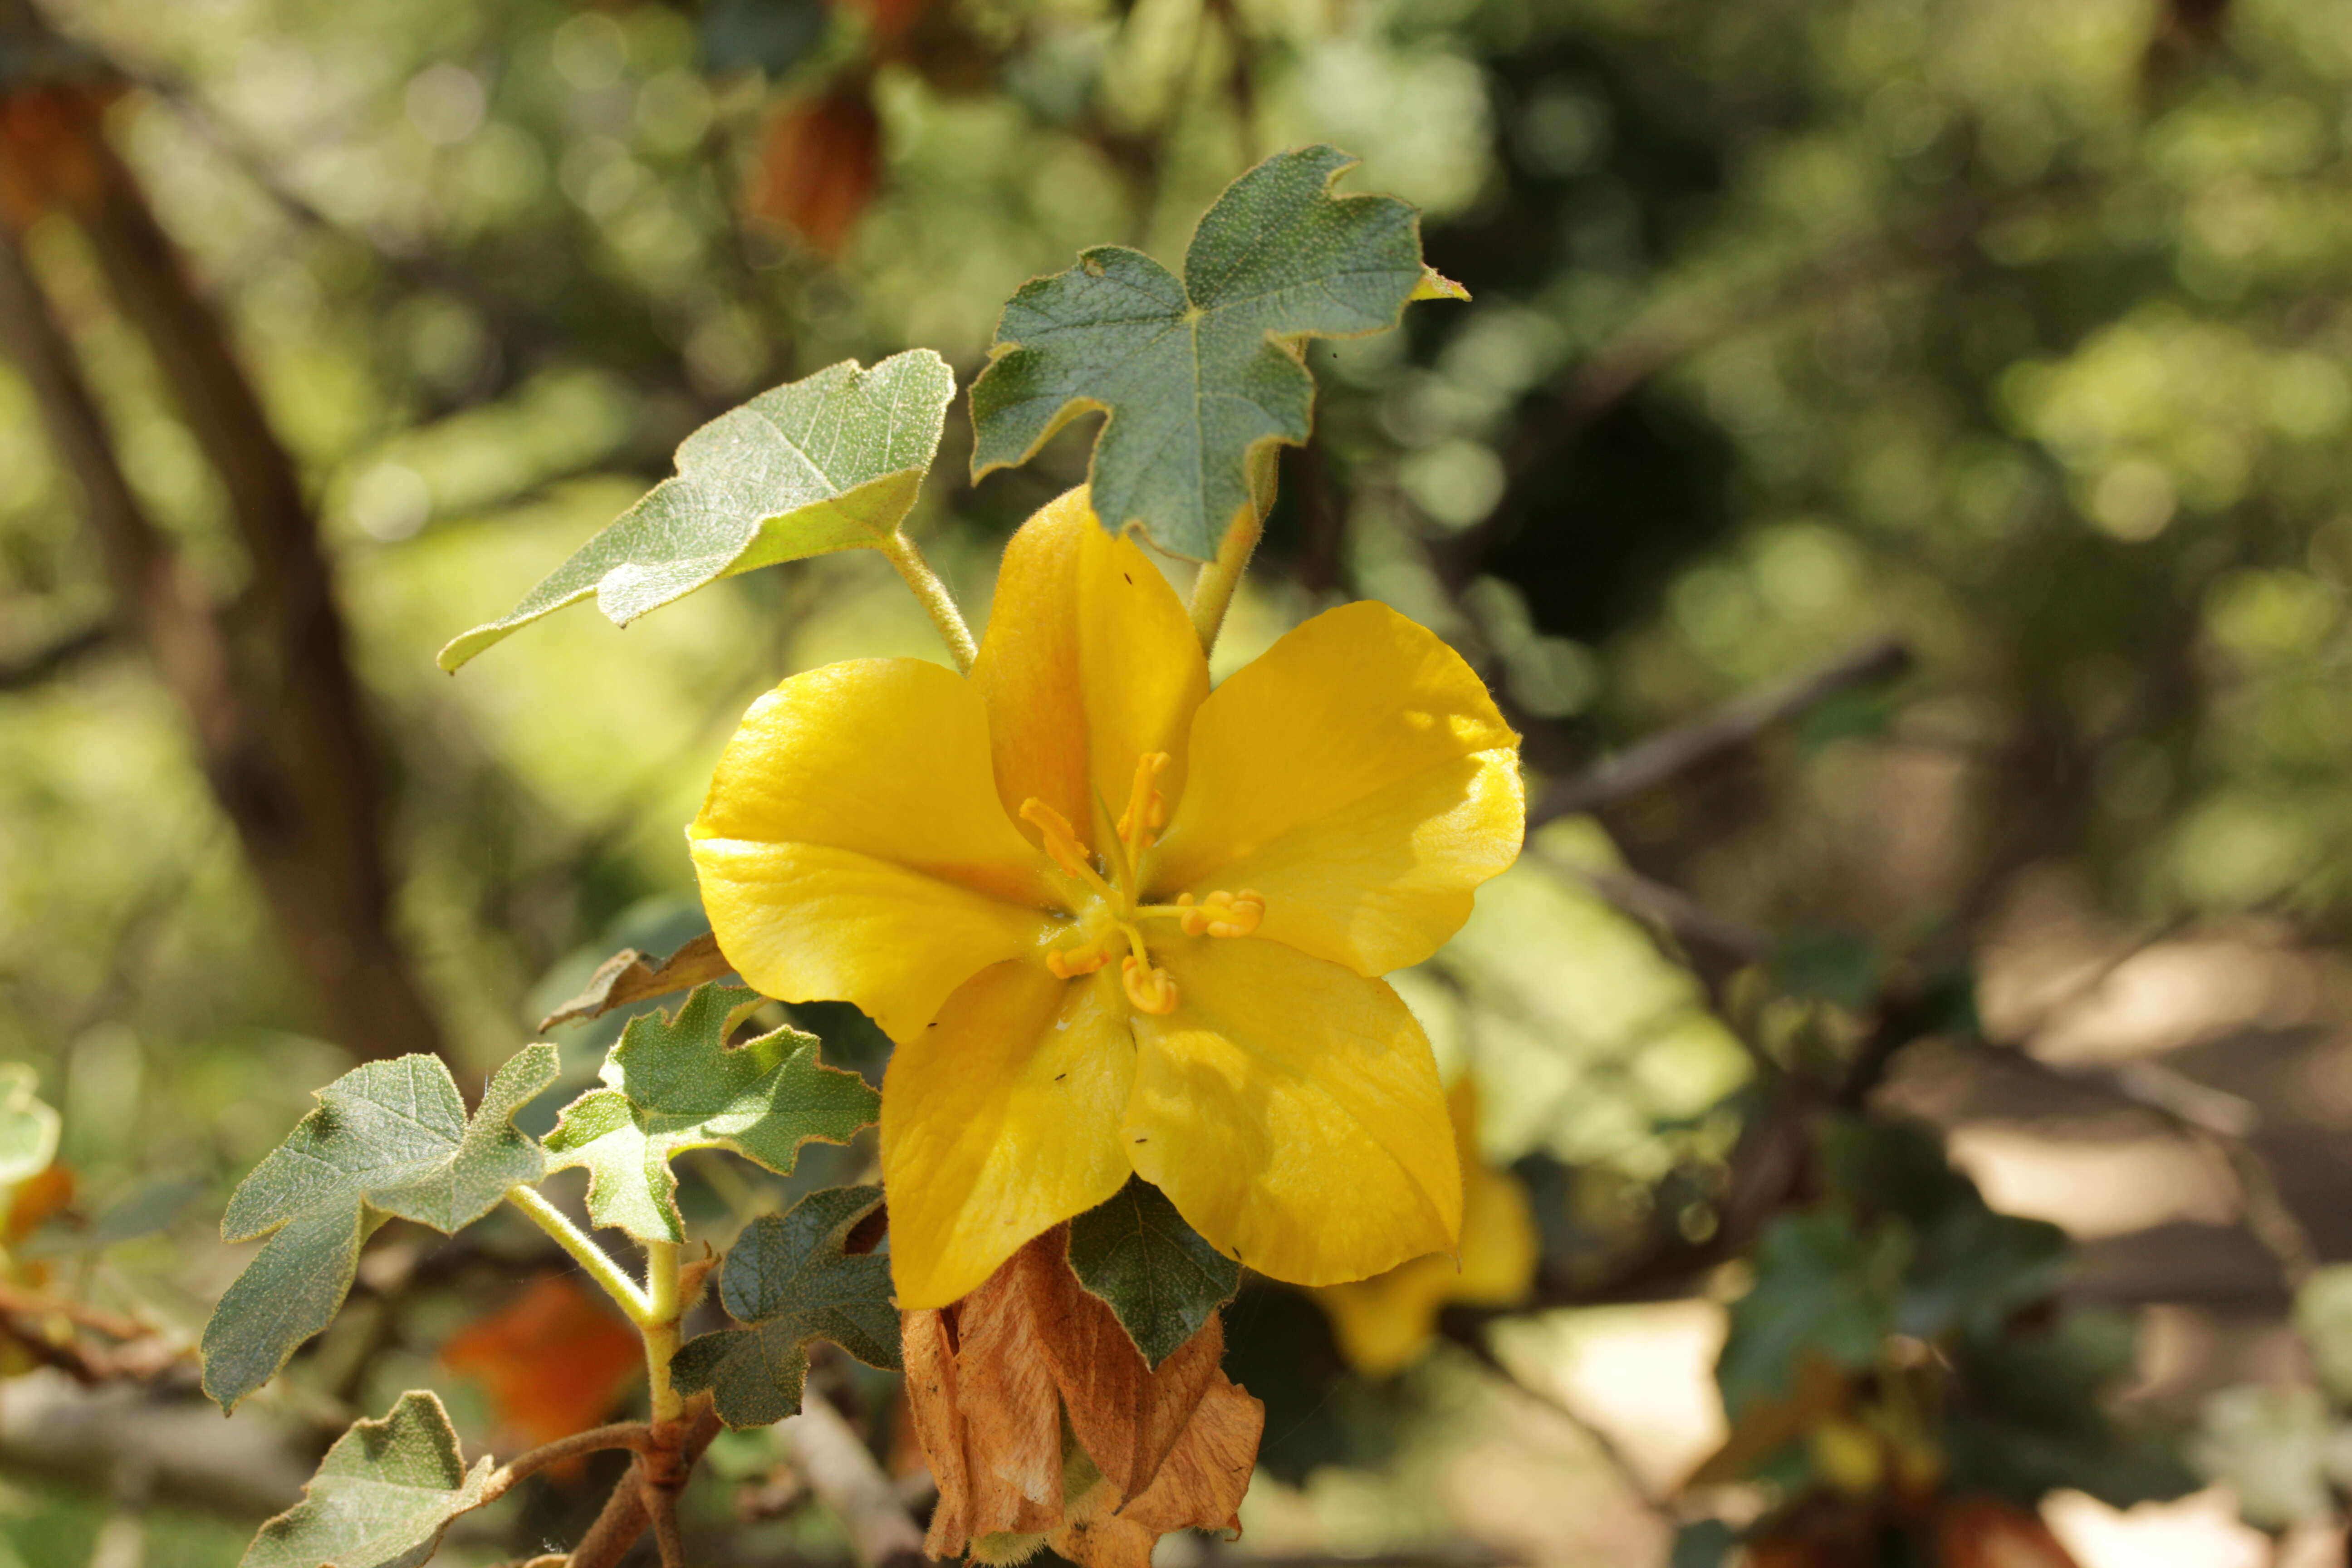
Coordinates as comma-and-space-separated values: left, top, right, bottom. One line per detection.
10, 0, 2352, 1560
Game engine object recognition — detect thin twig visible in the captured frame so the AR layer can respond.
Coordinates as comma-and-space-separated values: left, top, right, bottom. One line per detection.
1445, 1330, 1669, 1517
1558, 857, 1770, 969
647, 1471, 690, 1568
492, 1423, 658, 1491
777, 1389, 926, 1568
563, 1401, 725, 1568
0, 1284, 151, 1343
1529, 637, 1913, 827
0, 620, 112, 691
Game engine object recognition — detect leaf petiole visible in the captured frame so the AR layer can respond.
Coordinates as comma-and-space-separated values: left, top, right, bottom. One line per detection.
877, 531, 977, 673
506, 1184, 655, 1325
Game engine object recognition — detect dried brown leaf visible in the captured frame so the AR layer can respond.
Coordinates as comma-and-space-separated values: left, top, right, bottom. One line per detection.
441, 1274, 642, 1475
1049, 1373, 1262, 1568
901, 1230, 1263, 1565
743, 88, 881, 261
1022, 1232, 1222, 1499
950, 1237, 1063, 1533
538, 931, 735, 1032
1936, 1497, 2082, 1568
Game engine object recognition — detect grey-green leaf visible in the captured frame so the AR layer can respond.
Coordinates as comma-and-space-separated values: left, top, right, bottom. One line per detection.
1715, 1210, 1904, 1420
0, 1062, 59, 1187
200, 1047, 558, 1412
543, 984, 878, 1244
240, 1392, 497, 1568
969, 145, 1433, 559
439, 349, 956, 670
671, 1184, 899, 1428
1065, 1176, 1240, 1368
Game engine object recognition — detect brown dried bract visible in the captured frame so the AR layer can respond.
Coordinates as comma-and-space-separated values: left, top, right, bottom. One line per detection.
538, 931, 736, 1032
902, 1227, 1263, 1565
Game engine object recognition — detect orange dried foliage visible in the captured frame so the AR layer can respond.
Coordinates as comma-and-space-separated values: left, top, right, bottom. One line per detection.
5, 1164, 73, 1245
742, 85, 880, 260
0, 82, 120, 228
441, 1273, 642, 1476
902, 1228, 1263, 1568
1935, 1499, 2082, 1568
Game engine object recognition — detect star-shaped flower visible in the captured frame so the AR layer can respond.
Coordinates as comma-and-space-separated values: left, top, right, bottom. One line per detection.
690, 489, 1524, 1307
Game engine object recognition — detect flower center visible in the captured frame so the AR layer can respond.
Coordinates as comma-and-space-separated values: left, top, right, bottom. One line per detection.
1018, 752, 1262, 1017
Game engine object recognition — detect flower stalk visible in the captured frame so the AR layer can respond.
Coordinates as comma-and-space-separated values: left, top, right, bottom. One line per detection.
1188, 443, 1280, 652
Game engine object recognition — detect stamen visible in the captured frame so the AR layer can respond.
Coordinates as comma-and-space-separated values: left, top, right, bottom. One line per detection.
1019, 797, 1101, 884
1174, 888, 1264, 939
1115, 752, 1171, 851
1047, 942, 1108, 980
1121, 955, 1178, 1015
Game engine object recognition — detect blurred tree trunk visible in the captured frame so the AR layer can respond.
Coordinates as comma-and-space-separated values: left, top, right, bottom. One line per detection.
0, 6, 446, 1064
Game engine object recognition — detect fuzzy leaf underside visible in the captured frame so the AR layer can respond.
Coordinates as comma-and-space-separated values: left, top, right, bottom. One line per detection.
968, 145, 1431, 559
1066, 1176, 1241, 1368
240, 1392, 496, 1568
439, 349, 956, 670
671, 1183, 900, 1427
543, 984, 879, 1243
0, 1063, 59, 1187
201, 1048, 558, 1412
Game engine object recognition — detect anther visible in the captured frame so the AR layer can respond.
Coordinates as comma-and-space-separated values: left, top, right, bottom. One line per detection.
1178, 888, 1264, 939
1116, 752, 1171, 850
1047, 942, 1108, 980
1019, 797, 1096, 881
1121, 955, 1178, 1015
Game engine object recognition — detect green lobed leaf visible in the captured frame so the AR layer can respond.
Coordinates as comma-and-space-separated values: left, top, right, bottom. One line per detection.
968, 144, 1435, 560
200, 1047, 558, 1412
2296, 1263, 2352, 1406
0, 1062, 59, 1187
240, 1391, 496, 1568
671, 1184, 899, 1428
543, 984, 878, 1244
1715, 1210, 1904, 1420
2191, 1383, 2345, 1529
438, 349, 956, 670
1064, 1176, 1240, 1368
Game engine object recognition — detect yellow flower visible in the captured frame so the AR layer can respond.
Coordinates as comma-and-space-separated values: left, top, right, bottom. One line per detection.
1313, 1078, 1539, 1376
690, 489, 1524, 1308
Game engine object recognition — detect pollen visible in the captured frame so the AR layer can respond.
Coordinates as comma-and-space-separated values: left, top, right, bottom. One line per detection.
1176, 888, 1263, 939
1019, 796, 1098, 882
1121, 954, 1179, 1015
1115, 751, 1171, 850
1046, 942, 1108, 980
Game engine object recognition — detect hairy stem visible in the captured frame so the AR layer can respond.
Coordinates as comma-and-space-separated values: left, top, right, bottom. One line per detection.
506, 1186, 653, 1324
1188, 447, 1277, 653
487, 1424, 657, 1496
877, 534, 978, 673
642, 1239, 684, 1424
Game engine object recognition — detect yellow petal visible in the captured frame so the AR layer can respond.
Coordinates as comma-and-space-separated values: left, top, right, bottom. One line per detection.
883, 960, 1137, 1308
1125, 936, 1460, 1287
691, 658, 1057, 1044
1313, 1078, 1537, 1376
1151, 600, 1522, 977
973, 488, 1210, 851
